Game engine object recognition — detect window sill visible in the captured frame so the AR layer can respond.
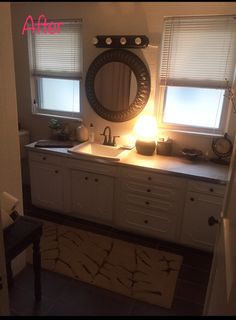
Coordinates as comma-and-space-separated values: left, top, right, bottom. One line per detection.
158, 127, 224, 138
32, 111, 82, 122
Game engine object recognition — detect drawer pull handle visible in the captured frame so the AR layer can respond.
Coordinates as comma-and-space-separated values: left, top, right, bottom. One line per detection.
209, 188, 214, 192
147, 189, 151, 193
42, 157, 46, 160
85, 177, 89, 180
208, 216, 219, 226
94, 178, 99, 182
147, 176, 152, 181
144, 220, 149, 224
190, 197, 194, 202
145, 201, 150, 205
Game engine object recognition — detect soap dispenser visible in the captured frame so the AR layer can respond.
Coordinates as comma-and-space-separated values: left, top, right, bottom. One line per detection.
89, 123, 95, 143
76, 121, 89, 143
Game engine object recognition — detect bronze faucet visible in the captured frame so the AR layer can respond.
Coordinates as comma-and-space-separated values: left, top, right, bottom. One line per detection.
100, 126, 119, 146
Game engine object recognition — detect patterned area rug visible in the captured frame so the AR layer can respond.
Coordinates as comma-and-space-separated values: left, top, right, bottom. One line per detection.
27, 219, 183, 308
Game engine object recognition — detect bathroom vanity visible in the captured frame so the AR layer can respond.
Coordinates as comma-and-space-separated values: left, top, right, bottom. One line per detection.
26, 142, 228, 252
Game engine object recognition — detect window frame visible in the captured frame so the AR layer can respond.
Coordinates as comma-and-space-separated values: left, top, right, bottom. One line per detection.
28, 19, 83, 120
157, 15, 236, 136
157, 85, 230, 136
32, 76, 82, 119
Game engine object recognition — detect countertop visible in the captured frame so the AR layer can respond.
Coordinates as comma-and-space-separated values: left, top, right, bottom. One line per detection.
26, 142, 229, 185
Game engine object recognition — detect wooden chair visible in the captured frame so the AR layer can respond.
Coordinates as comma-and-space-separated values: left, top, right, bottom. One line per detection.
3, 216, 43, 301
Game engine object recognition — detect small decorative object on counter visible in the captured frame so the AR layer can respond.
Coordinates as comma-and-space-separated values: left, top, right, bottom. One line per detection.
89, 123, 95, 142
63, 121, 81, 141
48, 118, 63, 140
182, 148, 203, 161
76, 121, 89, 143
48, 118, 62, 130
211, 132, 232, 165
156, 138, 173, 156
133, 115, 157, 156
135, 140, 156, 156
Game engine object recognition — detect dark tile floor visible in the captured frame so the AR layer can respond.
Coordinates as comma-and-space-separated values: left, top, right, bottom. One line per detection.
9, 185, 213, 316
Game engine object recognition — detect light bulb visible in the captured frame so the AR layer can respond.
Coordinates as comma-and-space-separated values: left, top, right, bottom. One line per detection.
92, 37, 98, 45
120, 37, 127, 45
135, 37, 142, 45
134, 115, 157, 141
105, 37, 112, 45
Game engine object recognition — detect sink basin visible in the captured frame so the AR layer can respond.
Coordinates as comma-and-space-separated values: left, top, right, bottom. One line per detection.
68, 142, 131, 161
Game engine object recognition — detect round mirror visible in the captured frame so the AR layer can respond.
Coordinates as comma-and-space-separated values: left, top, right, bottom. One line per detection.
85, 49, 150, 122
94, 62, 137, 112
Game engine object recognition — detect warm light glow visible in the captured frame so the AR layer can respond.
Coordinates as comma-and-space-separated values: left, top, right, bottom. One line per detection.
135, 37, 142, 45
92, 37, 98, 45
134, 115, 157, 141
105, 37, 112, 45
120, 37, 127, 45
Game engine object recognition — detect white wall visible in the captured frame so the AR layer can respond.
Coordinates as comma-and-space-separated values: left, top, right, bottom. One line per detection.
0, 2, 25, 276
10, 2, 236, 157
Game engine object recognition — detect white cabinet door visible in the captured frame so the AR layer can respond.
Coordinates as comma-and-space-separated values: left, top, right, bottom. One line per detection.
71, 170, 114, 222
29, 161, 64, 212
181, 191, 223, 251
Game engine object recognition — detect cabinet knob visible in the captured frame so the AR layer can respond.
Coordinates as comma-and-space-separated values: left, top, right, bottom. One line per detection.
55, 170, 59, 174
145, 201, 150, 205
85, 176, 88, 180
190, 197, 195, 202
147, 176, 152, 181
209, 188, 214, 192
94, 178, 99, 182
144, 220, 149, 224
208, 216, 219, 226
146, 189, 151, 193
42, 156, 46, 160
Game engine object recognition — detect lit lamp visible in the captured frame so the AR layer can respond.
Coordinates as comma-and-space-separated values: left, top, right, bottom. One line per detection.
134, 115, 157, 156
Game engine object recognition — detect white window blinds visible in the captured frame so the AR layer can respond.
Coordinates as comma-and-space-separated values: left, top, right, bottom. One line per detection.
160, 15, 236, 88
29, 20, 82, 79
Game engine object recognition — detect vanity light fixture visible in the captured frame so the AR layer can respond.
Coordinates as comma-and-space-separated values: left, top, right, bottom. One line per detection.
93, 35, 149, 48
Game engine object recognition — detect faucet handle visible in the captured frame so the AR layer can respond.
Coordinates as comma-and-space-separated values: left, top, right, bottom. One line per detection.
112, 135, 120, 146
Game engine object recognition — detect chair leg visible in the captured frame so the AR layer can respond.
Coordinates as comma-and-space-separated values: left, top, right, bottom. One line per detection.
33, 239, 41, 301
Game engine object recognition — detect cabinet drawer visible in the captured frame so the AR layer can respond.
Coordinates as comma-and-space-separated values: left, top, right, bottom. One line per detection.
120, 191, 175, 214
29, 151, 62, 165
121, 179, 177, 200
120, 167, 186, 188
117, 205, 177, 241
188, 180, 225, 196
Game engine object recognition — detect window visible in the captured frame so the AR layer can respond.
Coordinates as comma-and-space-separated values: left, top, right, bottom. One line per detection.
27, 19, 82, 118
158, 15, 236, 134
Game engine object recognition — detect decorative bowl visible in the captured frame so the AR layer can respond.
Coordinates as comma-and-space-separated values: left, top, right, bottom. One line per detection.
182, 148, 203, 160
